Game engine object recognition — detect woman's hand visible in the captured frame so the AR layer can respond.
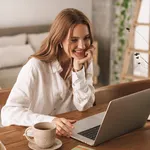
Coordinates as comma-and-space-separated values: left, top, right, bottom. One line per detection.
52, 117, 76, 137
73, 45, 95, 71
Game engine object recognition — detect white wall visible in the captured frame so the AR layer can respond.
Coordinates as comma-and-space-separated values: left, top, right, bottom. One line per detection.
0, 0, 92, 28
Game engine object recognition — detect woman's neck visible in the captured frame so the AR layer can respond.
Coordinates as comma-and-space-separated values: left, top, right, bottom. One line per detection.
58, 54, 71, 79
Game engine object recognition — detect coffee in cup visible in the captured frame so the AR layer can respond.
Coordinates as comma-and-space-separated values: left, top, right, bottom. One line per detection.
24, 122, 56, 149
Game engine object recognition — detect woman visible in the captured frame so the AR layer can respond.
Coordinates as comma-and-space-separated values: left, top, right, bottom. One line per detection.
1, 8, 95, 137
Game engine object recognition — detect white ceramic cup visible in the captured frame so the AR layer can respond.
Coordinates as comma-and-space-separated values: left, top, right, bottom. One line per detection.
24, 122, 56, 149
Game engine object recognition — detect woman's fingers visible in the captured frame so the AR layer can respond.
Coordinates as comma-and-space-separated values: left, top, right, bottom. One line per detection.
78, 45, 95, 64
78, 51, 92, 64
85, 50, 92, 58
72, 45, 95, 70
68, 119, 77, 124
57, 118, 72, 133
61, 118, 74, 128
56, 130, 62, 136
86, 44, 95, 57
73, 44, 95, 66
52, 117, 75, 137
56, 125, 70, 137
86, 44, 96, 57
89, 45, 96, 55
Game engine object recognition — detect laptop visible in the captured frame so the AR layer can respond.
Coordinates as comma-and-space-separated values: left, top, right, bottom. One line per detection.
71, 88, 150, 146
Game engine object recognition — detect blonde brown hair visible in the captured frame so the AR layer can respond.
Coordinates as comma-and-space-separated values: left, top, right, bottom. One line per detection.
30, 8, 93, 79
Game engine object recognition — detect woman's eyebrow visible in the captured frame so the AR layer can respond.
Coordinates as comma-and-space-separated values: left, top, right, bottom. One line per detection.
71, 37, 78, 39
71, 34, 90, 38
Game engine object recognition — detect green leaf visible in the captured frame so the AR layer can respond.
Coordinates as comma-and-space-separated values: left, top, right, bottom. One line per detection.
124, 0, 130, 9
120, 39, 125, 45
115, 76, 119, 80
120, 20, 125, 26
118, 47, 123, 52
119, 25, 124, 31
115, 14, 119, 18
115, 2, 120, 6
118, 56, 122, 60
127, 16, 131, 20
118, 30, 123, 37
113, 0, 131, 81
114, 60, 118, 65
121, 10, 126, 16
114, 71, 118, 75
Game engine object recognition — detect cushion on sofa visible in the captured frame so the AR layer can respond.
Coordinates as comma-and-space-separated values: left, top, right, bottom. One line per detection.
27, 32, 48, 52
0, 45, 34, 69
0, 34, 27, 47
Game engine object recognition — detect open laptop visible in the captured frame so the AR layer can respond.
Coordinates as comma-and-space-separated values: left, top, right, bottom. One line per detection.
71, 88, 150, 146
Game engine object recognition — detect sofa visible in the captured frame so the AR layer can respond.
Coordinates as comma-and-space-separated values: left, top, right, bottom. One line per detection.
0, 25, 50, 88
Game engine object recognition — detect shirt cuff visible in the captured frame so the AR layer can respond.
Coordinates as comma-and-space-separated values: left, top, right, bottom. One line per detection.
72, 66, 86, 90
34, 114, 55, 124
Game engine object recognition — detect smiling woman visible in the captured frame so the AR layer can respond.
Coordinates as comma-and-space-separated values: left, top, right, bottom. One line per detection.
1, 8, 95, 138
62, 23, 95, 73
63, 24, 91, 59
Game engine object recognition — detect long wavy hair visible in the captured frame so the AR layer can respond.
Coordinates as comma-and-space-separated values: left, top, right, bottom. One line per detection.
30, 8, 93, 80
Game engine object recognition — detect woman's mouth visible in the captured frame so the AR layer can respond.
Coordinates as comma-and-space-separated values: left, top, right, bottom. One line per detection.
72, 50, 85, 58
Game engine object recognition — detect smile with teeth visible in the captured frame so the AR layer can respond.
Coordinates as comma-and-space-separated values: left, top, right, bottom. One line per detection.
75, 50, 83, 52
73, 50, 85, 57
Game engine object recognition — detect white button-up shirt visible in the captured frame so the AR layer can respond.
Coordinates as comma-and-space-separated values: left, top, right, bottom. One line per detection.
1, 58, 95, 126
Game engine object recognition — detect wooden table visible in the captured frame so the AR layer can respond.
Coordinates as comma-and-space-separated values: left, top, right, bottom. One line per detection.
1, 103, 150, 150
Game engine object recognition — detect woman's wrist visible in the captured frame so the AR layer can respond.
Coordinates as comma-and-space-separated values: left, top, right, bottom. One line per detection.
73, 65, 83, 72
73, 59, 83, 72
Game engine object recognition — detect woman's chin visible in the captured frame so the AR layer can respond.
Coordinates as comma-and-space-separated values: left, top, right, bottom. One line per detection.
72, 54, 85, 60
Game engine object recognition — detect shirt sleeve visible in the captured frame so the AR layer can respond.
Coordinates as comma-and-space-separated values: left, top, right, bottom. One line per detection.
1, 62, 55, 127
72, 61, 95, 111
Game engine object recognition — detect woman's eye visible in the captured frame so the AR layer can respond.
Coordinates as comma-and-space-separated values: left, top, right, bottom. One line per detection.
71, 39, 78, 43
84, 36, 90, 40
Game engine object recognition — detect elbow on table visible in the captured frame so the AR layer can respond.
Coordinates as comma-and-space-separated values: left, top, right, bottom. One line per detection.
1, 107, 12, 126
76, 102, 94, 112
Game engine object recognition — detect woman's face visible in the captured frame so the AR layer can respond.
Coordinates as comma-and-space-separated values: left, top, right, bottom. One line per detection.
62, 24, 91, 60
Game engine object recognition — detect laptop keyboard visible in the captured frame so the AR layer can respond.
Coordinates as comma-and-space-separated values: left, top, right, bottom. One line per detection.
78, 125, 100, 140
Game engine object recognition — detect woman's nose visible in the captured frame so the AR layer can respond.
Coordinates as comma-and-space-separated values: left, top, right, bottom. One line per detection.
78, 40, 86, 49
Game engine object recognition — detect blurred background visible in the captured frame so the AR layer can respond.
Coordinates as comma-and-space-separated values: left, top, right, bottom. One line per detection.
0, 0, 149, 89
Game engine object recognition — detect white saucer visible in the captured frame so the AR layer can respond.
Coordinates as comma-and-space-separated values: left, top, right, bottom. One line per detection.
0, 141, 6, 150
28, 138, 62, 150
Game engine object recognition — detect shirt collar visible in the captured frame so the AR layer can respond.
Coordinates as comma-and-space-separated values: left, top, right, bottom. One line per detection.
51, 60, 63, 73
